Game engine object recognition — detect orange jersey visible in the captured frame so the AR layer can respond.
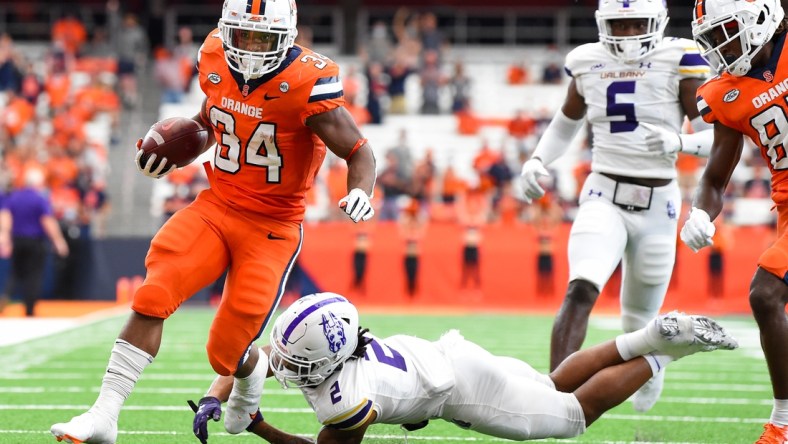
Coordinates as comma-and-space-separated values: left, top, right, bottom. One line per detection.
697, 33, 788, 204
197, 31, 344, 221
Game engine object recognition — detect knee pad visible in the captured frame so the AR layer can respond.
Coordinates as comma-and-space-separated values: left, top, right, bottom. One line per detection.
206, 333, 238, 376
630, 235, 675, 286
131, 284, 176, 319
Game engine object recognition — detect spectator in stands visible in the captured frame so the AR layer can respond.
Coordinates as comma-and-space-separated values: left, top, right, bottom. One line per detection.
541, 61, 563, 85
366, 20, 393, 65
0, 33, 22, 93
744, 166, 771, 199
351, 230, 369, 293
173, 26, 199, 89
449, 60, 471, 113
388, 128, 414, 185
52, 12, 87, 58
419, 12, 446, 61
153, 47, 189, 104
509, 109, 537, 161
387, 54, 415, 115
420, 49, 445, 114
84, 27, 116, 60
341, 65, 371, 126
378, 150, 408, 221
364, 61, 388, 124
108, 0, 148, 108
0, 168, 69, 316
399, 197, 426, 297
18, 62, 43, 105
507, 60, 530, 85
1, 90, 35, 141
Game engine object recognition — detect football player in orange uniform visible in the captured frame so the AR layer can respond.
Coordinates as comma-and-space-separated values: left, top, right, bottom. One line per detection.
50, 0, 376, 443
684, 0, 788, 442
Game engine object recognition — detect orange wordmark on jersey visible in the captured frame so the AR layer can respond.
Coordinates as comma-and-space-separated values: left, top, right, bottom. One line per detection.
697, 35, 788, 204
198, 30, 344, 221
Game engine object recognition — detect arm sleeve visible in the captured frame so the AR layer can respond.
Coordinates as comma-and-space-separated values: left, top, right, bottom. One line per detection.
530, 109, 584, 167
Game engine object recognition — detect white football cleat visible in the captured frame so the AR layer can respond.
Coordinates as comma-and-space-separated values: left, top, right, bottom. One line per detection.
51, 410, 117, 444
632, 369, 665, 412
648, 311, 739, 359
224, 359, 266, 434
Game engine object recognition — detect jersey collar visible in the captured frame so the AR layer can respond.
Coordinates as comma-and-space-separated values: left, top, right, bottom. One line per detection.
745, 32, 786, 82
228, 46, 303, 96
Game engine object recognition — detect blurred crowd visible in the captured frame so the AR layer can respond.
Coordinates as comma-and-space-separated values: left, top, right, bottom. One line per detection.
0, 1, 147, 300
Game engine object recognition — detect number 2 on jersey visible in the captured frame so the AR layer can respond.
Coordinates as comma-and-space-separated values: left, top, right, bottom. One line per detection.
607, 81, 638, 133
366, 339, 407, 372
209, 107, 283, 182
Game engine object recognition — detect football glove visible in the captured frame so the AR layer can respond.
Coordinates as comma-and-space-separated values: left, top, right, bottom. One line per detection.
135, 140, 176, 179
680, 207, 715, 253
519, 158, 550, 203
642, 122, 682, 155
188, 396, 222, 444
339, 188, 374, 223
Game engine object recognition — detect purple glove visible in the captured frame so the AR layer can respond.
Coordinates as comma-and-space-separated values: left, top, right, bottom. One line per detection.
187, 396, 222, 444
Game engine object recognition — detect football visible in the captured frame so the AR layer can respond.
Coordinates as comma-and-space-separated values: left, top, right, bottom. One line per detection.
137, 117, 210, 170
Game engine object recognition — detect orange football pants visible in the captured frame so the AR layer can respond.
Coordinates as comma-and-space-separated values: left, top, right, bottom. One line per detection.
131, 188, 302, 375
759, 204, 788, 282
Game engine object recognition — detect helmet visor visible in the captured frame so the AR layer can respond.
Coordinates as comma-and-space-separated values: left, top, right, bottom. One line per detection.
228, 28, 281, 53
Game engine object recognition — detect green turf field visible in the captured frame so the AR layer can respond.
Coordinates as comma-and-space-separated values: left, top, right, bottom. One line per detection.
0, 308, 771, 443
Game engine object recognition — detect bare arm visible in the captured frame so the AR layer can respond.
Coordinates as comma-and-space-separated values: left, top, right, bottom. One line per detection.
202, 346, 315, 443
678, 78, 705, 121
191, 97, 216, 154
41, 215, 68, 257
560, 79, 587, 120
692, 121, 744, 220
306, 107, 376, 196
314, 411, 376, 444
0, 209, 11, 257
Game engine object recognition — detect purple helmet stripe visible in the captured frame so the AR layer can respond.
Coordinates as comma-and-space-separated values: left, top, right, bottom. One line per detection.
281, 296, 347, 344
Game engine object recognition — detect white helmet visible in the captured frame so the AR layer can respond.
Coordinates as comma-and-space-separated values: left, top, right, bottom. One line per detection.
219, 0, 298, 80
269, 293, 359, 389
692, 0, 784, 76
596, 0, 669, 63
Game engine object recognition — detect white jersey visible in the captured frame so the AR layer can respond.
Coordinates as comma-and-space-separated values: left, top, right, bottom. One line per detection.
301, 334, 455, 429
566, 37, 710, 179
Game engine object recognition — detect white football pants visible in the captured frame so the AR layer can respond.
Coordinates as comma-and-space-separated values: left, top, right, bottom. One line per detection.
568, 172, 681, 332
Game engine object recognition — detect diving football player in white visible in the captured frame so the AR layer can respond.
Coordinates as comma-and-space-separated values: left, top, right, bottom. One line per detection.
519, 0, 714, 412
190, 292, 738, 443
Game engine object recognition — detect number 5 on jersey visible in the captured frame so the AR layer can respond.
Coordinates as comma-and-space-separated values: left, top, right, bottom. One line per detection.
210, 107, 283, 183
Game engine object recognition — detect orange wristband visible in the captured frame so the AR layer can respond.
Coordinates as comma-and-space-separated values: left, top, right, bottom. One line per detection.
344, 138, 367, 162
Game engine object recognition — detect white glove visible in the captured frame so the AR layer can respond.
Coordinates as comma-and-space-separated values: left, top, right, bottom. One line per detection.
519, 158, 550, 203
339, 188, 374, 223
680, 207, 716, 252
642, 122, 682, 155
135, 146, 176, 179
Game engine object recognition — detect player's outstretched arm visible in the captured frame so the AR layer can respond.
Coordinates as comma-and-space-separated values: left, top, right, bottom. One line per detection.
307, 107, 377, 222
680, 121, 743, 252
314, 412, 376, 444
520, 79, 586, 203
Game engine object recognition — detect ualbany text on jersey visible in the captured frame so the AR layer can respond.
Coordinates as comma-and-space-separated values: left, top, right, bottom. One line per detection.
221, 97, 264, 119
752, 78, 788, 109
600, 70, 646, 79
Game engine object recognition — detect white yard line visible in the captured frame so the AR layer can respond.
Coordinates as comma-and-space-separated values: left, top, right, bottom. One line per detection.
0, 428, 750, 443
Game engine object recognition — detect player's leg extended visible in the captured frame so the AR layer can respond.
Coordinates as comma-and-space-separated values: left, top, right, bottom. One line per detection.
51, 196, 230, 444
561, 313, 737, 426
620, 187, 679, 412
440, 336, 586, 440
754, 210, 788, 441
213, 217, 302, 434
551, 191, 626, 370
